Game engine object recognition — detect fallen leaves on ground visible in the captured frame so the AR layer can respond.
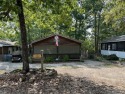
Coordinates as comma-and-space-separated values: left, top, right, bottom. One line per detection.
0, 68, 125, 94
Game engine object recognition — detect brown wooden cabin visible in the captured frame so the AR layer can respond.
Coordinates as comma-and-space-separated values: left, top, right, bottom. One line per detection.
31, 35, 81, 62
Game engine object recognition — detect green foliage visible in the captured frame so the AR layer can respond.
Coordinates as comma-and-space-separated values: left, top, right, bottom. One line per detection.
94, 54, 119, 61
10, 69, 22, 73
62, 55, 69, 62
103, 0, 125, 33
0, 22, 19, 41
94, 55, 104, 61
103, 54, 119, 60
44, 56, 54, 63
88, 54, 94, 59
28, 56, 32, 63
82, 39, 94, 53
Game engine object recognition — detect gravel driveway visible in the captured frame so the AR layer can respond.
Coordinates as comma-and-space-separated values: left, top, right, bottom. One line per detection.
0, 60, 104, 72
0, 60, 125, 90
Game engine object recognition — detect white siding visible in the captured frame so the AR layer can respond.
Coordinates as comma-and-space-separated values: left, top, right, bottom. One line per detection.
101, 50, 125, 58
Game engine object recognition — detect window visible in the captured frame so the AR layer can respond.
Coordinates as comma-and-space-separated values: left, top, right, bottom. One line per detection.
102, 44, 105, 50
112, 43, 116, 50
16, 47, 18, 51
12, 47, 14, 52
117, 42, 125, 51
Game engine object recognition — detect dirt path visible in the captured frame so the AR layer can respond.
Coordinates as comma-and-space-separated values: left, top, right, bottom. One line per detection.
52, 60, 125, 90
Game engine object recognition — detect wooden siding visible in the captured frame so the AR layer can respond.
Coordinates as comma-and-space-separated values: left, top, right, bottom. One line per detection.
59, 45, 80, 54
34, 45, 57, 54
33, 44, 80, 54
33, 36, 81, 54
44, 54, 80, 59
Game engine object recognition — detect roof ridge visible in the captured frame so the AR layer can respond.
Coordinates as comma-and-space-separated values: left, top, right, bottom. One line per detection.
31, 34, 81, 44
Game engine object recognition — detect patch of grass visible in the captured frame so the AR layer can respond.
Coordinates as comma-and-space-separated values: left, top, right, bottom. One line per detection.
44, 56, 54, 63
10, 69, 22, 73
62, 55, 69, 62
0, 70, 5, 74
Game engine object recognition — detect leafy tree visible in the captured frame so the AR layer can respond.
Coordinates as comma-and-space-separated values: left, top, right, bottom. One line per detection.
0, 0, 29, 72
103, 0, 125, 34
82, 0, 104, 54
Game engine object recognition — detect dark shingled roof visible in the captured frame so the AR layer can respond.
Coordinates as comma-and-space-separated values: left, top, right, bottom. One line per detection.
101, 35, 125, 43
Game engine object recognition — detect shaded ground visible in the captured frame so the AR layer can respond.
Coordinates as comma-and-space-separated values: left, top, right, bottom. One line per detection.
0, 60, 125, 93
0, 69, 125, 94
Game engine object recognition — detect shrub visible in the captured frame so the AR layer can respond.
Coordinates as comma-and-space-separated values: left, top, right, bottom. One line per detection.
44, 56, 54, 63
62, 55, 69, 62
95, 56, 103, 61
102, 55, 108, 59
28, 56, 32, 63
108, 54, 119, 60
88, 54, 94, 59
104, 54, 119, 60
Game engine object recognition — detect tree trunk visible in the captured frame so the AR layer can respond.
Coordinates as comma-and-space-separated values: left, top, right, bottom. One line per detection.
94, 12, 97, 54
97, 13, 101, 54
16, 0, 29, 72
75, 19, 78, 39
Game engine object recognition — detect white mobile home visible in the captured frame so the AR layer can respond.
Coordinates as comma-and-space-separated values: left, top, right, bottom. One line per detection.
101, 35, 125, 59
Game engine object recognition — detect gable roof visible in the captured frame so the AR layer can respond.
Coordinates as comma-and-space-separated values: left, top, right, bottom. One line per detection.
31, 34, 81, 45
101, 35, 125, 43
0, 40, 15, 47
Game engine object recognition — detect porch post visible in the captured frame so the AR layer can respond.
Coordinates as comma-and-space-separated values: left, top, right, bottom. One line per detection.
57, 46, 59, 59
116, 42, 118, 51
41, 50, 44, 72
2, 46, 4, 61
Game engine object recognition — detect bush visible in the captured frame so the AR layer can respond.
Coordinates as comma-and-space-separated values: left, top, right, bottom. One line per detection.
62, 55, 69, 62
95, 56, 103, 61
108, 54, 119, 60
88, 54, 94, 59
44, 56, 54, 63
102, 55, 108, 59
28, 56, 33, 63
103, 54, 119, 60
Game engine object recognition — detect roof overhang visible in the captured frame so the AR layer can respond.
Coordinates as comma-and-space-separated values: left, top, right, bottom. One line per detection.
101, 35, 125, 43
